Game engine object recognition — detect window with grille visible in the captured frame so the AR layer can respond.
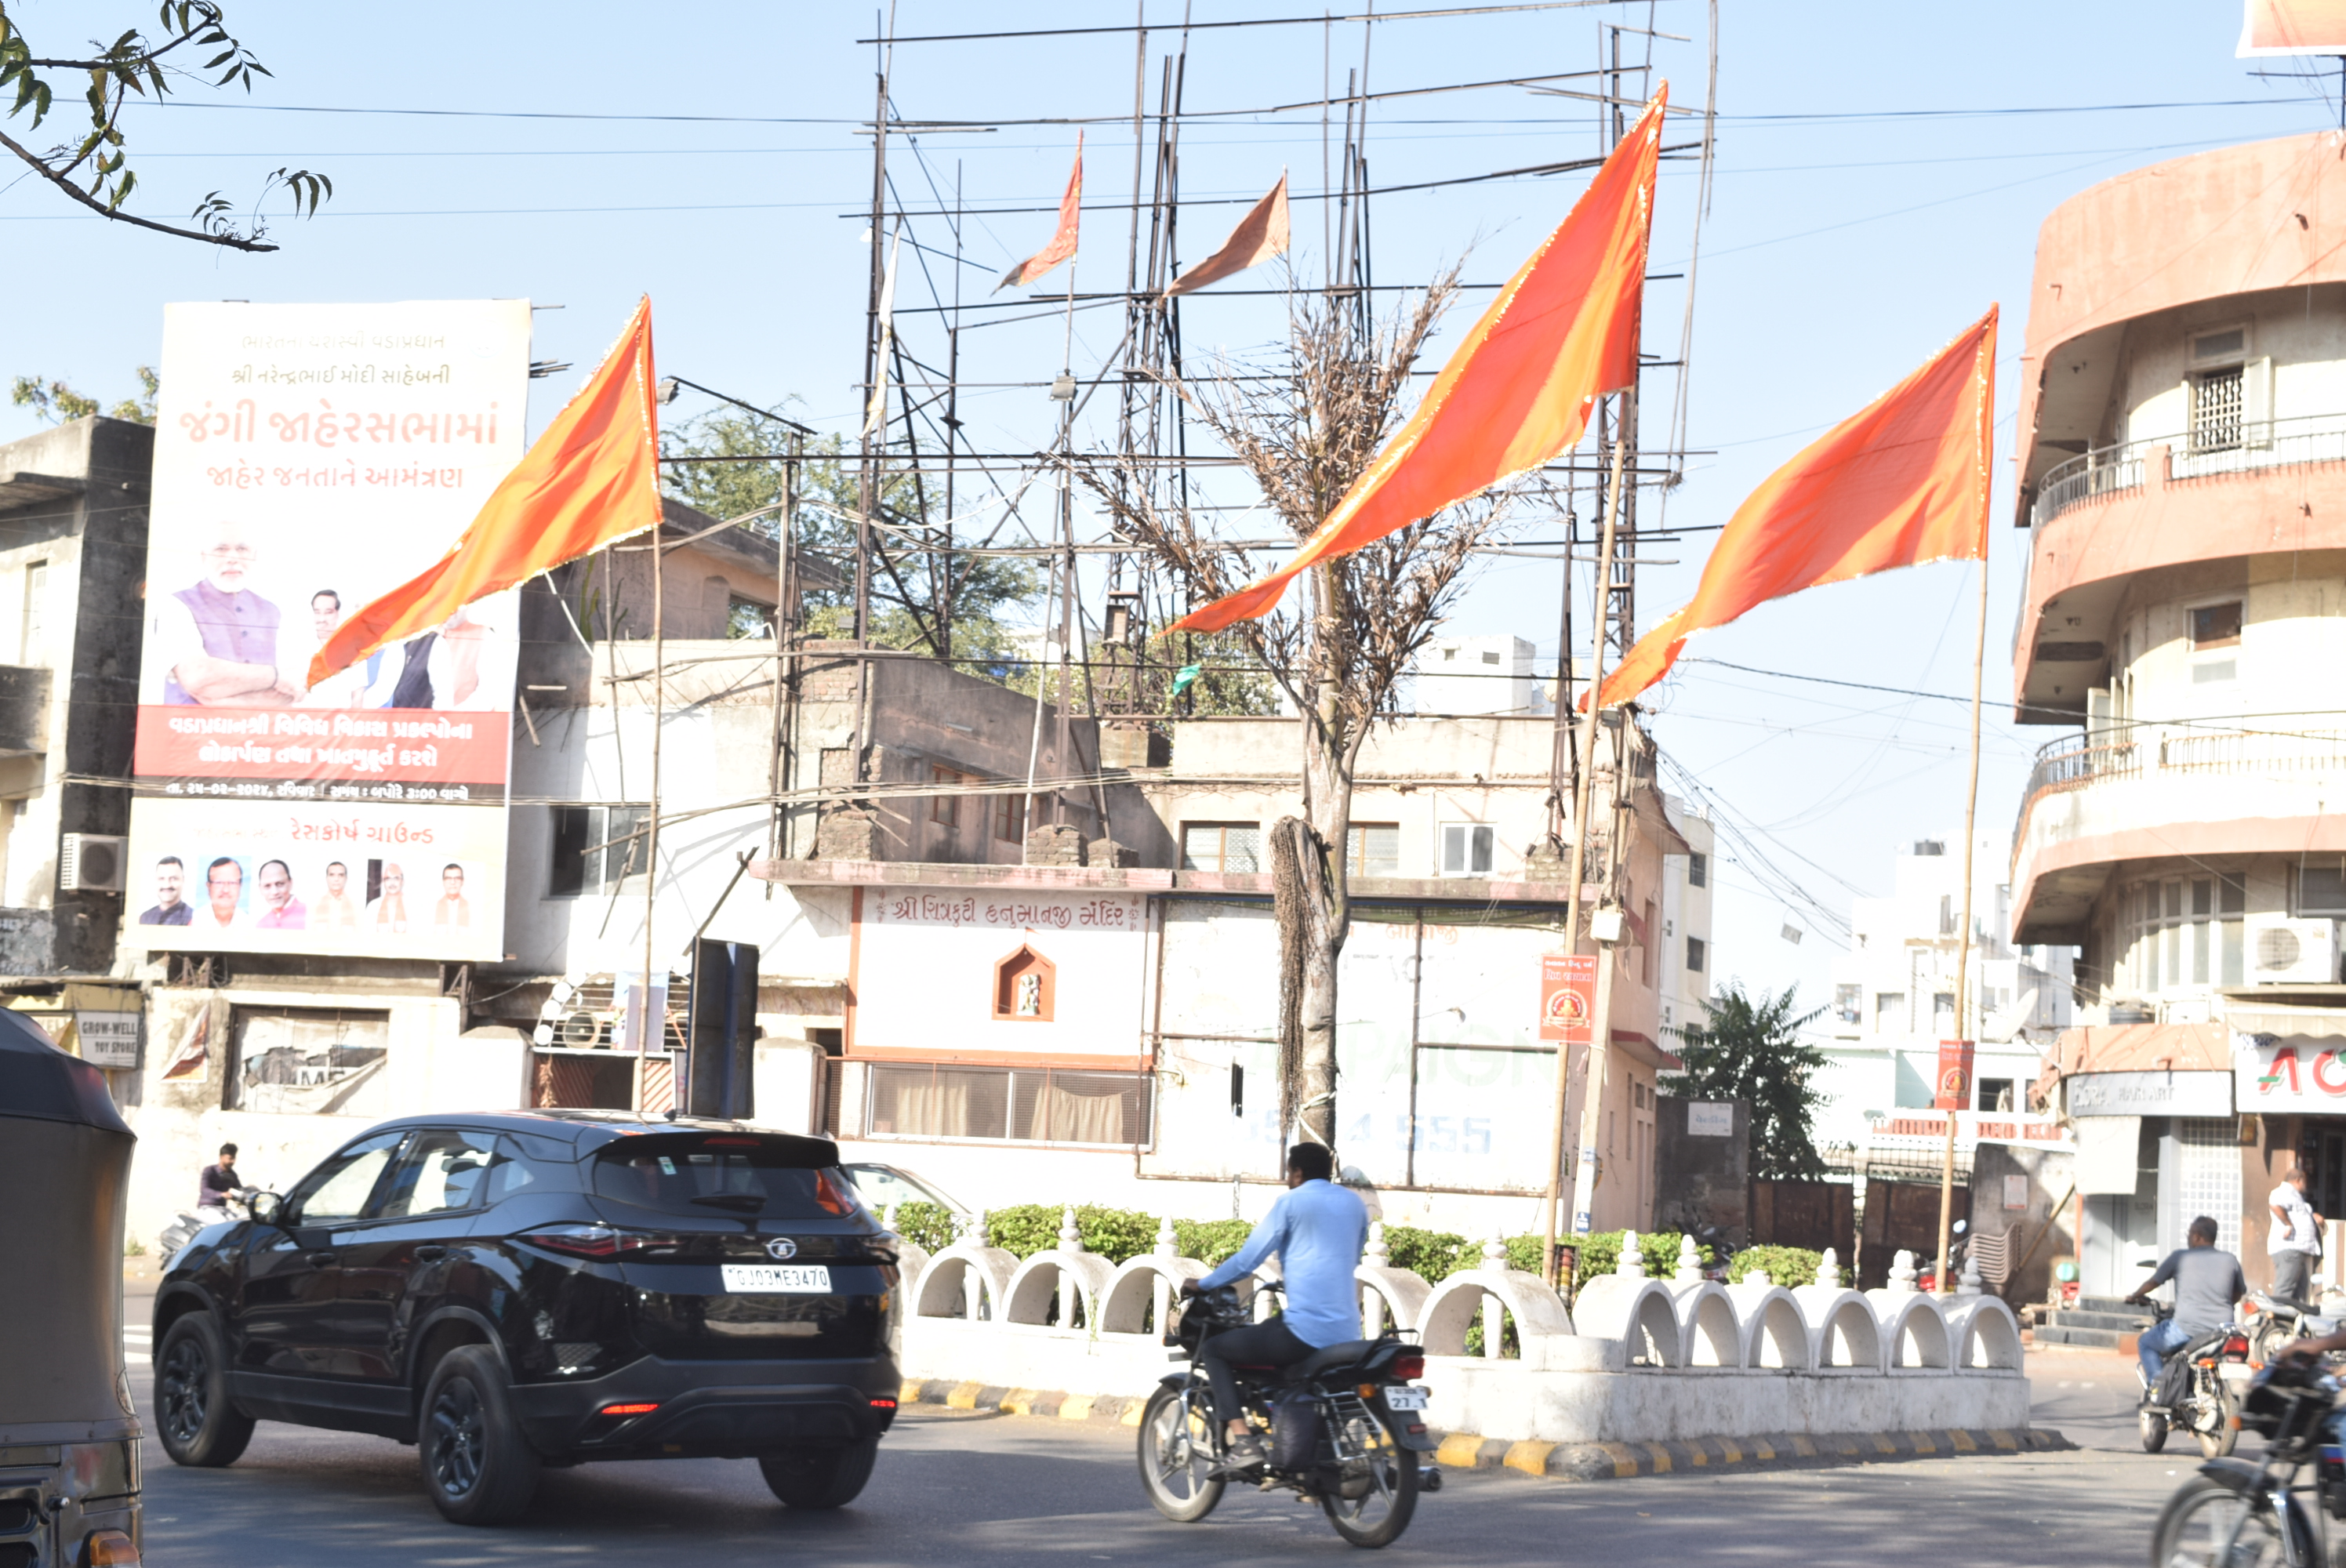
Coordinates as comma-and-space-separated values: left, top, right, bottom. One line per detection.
994, 792, 1026, 844
1182, 822, 1261, 873
2192, 365, 2244, 452
1686, 935, 1706, 974
1687, 851, 1707, 888
862, 1062, 1151, 1145
1346, 823, 1400, 878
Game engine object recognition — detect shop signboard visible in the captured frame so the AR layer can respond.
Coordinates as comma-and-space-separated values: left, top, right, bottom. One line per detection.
2236, 1031, 2346, 1114
1538, 954, 1596, 1044
2067, 1070, 2235, 1119
123, 301, 531, 961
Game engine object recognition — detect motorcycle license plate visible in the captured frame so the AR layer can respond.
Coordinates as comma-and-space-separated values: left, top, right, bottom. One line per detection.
1384, 1385, 1429, 1411
720, 1264, 831, 1293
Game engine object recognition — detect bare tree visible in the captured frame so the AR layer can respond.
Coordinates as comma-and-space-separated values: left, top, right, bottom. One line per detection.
0, 2, 329, 251
1085, 273, 1516, 1150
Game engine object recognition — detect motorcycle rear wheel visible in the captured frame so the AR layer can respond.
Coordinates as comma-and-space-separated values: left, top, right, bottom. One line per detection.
2192, 1381, 2239, 1460
1138, 1384, 1225, 1523
1319, 1409, 1419, 1549
2153, 1475, 2304, 1567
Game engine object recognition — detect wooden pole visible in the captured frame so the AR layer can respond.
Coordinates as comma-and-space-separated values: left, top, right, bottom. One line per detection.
1542, 416, 1632, 1287
1934, 550, 1991, 1295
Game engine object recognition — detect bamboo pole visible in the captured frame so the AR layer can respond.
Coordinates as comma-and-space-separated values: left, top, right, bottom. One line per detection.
1542, 414, 1632, 1287
1934, 550, 1991, 1295
638, 515, 666, 1111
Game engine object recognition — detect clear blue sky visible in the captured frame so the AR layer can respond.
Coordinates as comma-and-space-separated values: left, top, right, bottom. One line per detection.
2, 1, 2335, 1011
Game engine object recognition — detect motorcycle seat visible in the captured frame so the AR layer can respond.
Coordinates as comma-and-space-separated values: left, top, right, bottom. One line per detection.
1284, 1339, 1380, 1381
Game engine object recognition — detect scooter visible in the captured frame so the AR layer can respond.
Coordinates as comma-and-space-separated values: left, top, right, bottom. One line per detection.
1916, 1220, 1970, 1294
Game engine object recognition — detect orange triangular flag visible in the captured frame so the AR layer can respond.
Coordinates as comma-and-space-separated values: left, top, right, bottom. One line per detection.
308, 297, 661, 687
997, 132, 1084, 292
1596, 307, 1997, 710
1165, 173, 1290, 298
1168, 86, 1666, 634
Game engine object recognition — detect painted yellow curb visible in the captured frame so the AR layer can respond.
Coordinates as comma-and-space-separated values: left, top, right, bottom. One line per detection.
1596, 1442, 1641, 1478
899, 1378, 924, 1404
946, 1381, 982, 1410
1717, 1439, 1742, 1464
1120, 1402, 1145, 1427
1504, 1440, 1555, 1476
1643, 1442, 1672, 1473
1435, 1432, 1487, 1468
1059, 1395, 1095, 1421
1789, 1435, 1817, 1457
1949, 1429, 1978, 1453
1749, 1438, 1775, 1461
1988, 1429, 2017, 1451
1908, 1431, 1936, 1455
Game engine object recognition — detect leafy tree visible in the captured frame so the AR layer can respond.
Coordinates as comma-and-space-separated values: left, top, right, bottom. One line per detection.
1672, 981, 1831, 1181
0, 2, 329, 250
11, 365, 156, 424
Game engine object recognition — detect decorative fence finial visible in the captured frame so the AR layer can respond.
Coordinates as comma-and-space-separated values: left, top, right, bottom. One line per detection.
1814, 1247, 1840, 1290
1957, 1250, 1983, 1298
1618, 1230, 1647, 1279
1059, 1204, 1084, 1254
1674, 1234, 1702, 1283
882, 1202, 900, 1235
1153, 1214, 1178, 1258
1482, 1232, 1509, 1271
1888, 1249, 1918, 1294
1364, 1219, 1389, 1269
1742, 1269, 1770, 1287
965, 1207, 990, 1247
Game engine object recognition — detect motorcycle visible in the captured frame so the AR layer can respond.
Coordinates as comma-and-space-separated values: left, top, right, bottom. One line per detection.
1138, 1282, 1438, 1549
1916, 1220, 1970, 1294
157, 1190, 251, 1263
2138, 1303, 2253, 1458
2245, 1291, 2341, 1368
2152, 1359, 2342, 1566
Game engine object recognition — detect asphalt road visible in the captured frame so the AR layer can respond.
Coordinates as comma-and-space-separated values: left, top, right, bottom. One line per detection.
121, 1282, 2214, 1567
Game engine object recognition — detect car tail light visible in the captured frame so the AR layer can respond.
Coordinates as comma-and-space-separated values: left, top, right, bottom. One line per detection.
869, 1397, 897, 1410
815, 1170, 860, 1217
1390, 1353, 1425, 1381
519, 1225, 683, 1259
600, 1403, 660, 1417
703, 1136, 758, 1146
83, 1531, 139, 1568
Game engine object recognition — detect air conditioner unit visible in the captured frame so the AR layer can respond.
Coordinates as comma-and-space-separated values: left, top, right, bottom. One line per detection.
58, 833, 125, 893
2250, 916, 2340, 983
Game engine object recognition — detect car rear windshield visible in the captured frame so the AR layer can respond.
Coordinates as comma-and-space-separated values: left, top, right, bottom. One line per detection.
590, 1134, 865, 1219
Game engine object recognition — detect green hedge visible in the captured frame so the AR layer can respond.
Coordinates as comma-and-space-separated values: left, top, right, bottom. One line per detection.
1726, 1245, 1830, 1287
878, 1202, 1716, 1298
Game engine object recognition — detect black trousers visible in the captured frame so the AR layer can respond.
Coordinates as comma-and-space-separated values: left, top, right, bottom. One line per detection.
1198, 1319, 1309, 1430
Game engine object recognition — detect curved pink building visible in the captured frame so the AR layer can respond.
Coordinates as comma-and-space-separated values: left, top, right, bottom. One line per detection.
2014, 131, 2346, 1292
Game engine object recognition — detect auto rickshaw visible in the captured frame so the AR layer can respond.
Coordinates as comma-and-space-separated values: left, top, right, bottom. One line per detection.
0, 1010, 142, 1568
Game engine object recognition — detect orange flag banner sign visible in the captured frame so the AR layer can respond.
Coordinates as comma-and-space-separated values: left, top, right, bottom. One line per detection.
1164, 172, 1290, 298
308, 296, 662, 687
1167, 85, 1667, 635
997, 132, 1084, 291
1595, 306, 1998, 711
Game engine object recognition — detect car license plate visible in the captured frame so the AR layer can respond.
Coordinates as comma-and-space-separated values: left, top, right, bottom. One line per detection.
720, 1264, 831, 1294
1384, 1385, 1429, 1410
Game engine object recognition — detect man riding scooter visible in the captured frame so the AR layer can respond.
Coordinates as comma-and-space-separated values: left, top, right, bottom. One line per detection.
2126, 1215, 2246, 1396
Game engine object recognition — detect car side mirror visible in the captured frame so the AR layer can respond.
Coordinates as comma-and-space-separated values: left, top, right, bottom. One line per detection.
249, 1191, 285, 1227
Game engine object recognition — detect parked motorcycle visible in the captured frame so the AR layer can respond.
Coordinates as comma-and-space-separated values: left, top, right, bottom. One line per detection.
2245, 1291, 2339, 1368
2138, 1304, 2253, 1458
2152, 1359, 2341, 1566
1916, 1220, 1969, 1294
1138, 1283, 1438, 1548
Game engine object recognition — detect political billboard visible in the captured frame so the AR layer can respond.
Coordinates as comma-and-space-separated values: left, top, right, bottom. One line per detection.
125, 301, 530, 961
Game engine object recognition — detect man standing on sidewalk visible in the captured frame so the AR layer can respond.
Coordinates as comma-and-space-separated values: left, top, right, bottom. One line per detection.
2270, 1166, 2325, 1308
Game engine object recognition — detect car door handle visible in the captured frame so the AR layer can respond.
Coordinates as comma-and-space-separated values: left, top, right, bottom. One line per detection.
305, 1250, 338, 1267
413, 1245, 448, 1261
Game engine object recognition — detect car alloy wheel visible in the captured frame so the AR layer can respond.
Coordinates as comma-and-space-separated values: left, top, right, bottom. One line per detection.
427, 1377, 488, 1498
158, 1335, 209, 1445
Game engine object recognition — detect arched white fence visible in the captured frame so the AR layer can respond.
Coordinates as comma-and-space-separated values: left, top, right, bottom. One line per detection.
891, 1221, 2031, 1446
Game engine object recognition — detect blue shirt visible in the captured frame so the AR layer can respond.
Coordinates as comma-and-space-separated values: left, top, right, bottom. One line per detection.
1199, 1179, 1369, 1348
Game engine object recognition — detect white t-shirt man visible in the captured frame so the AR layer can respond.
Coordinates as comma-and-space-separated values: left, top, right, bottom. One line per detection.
2269, 1181, 2321, 1255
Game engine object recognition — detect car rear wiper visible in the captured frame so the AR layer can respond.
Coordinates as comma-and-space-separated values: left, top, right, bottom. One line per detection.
687, 1193, 766, 1212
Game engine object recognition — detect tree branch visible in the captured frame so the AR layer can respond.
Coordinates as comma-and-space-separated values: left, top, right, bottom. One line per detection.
0, 125, 278, 250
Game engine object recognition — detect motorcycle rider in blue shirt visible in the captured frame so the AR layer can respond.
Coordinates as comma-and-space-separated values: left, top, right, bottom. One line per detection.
1180, 1142, 1369, 1471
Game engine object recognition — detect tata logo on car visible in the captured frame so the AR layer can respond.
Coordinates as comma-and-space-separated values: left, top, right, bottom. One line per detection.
764, 1237, 798, 1261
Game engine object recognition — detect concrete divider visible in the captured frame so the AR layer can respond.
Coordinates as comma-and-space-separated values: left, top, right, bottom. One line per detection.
885, 1217, 2034, 1449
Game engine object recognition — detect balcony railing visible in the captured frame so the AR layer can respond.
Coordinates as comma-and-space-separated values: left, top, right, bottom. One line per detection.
2030, 411, 2346, 528
2016, 720, 2346, 850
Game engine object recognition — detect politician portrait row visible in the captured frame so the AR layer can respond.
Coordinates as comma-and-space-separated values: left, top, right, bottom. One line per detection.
136, 851, 479, 935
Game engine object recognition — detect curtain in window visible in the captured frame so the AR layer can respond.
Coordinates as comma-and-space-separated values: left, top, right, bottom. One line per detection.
1040, 1074, 1130, 1144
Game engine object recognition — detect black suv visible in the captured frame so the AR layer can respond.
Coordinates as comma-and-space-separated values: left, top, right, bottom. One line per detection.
149, 1112, 901, 1524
